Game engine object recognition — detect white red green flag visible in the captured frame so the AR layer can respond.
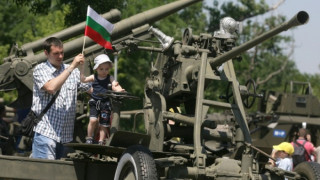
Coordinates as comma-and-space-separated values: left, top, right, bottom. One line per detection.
85, 6, 114, 50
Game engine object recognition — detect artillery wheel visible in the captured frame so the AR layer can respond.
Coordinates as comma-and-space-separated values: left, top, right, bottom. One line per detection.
114, 145, 158, 180
243, 79, 257, 108
294, 162, 320, 180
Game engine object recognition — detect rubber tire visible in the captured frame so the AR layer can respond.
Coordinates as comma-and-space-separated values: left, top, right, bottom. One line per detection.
114, 145, 158, 180
294, 162, 320, 180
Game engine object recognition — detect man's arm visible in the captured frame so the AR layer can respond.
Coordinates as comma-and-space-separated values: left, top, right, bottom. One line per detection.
43, 54, 83, 94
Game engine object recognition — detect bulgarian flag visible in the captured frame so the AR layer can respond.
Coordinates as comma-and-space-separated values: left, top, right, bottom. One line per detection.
85, 6, 114, 50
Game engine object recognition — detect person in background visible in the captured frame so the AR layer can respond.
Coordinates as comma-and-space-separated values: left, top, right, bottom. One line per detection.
31, 37, 91, 160
80, 54, 124, 145
306, 133, 315, 161
292, 128, 317, 162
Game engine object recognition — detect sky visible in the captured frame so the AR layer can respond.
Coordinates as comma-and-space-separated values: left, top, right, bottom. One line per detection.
274, 0, 320, 75
204, 0, 320, 75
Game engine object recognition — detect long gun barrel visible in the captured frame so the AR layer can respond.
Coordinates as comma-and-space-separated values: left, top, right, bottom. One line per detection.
210, 11, 309, 67
111, 0, 202, 38
25, 0, 202, 65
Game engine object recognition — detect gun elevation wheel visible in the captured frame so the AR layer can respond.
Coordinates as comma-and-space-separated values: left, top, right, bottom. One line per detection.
114, 145, 158, 180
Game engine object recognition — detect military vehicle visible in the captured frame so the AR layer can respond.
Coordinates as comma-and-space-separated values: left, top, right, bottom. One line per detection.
0, 0, 319, 179
249, 81, 320, 153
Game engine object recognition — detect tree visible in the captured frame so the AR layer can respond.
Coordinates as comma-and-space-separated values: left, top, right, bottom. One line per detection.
0, 1, 66, 103
11, 0, 125, 26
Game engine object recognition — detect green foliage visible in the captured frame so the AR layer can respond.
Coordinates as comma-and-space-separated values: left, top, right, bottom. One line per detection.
0, 91, 18, 105
0, 1, 66, 57
0, 1, 66, 104
0, 45, 10, 64
23, 7, 66, 42
10, 0, 125, 26
0, 1, 29, 51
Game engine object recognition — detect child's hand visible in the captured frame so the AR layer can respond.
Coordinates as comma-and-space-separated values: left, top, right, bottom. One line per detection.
267, 159, 275, 167
112, 81, 125, 92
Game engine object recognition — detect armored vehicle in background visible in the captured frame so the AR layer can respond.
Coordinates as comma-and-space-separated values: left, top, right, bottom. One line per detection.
249, 81, 320, 153
0, 0, 319, 179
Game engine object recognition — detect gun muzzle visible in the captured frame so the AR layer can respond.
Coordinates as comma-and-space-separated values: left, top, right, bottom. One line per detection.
210, 11, 309, 68
287, 11, 309, 27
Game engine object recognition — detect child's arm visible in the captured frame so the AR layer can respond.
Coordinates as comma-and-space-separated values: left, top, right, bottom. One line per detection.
268, 149, 277, 166
79, 64, 94, 83
81, 74, 94, 83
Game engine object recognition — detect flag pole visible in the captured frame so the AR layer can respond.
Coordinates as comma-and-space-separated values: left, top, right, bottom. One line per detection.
82, 5, 89, 54
82, 36, 86, 54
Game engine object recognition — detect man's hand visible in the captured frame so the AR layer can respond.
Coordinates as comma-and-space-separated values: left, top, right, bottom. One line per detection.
70, 54, 85, 69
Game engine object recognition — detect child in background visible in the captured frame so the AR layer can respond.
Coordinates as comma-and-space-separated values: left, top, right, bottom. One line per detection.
269, 142, 294, 180
81, 54, 124, 145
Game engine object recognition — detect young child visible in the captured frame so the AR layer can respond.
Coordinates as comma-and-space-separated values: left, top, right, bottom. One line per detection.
81, 54, 124, 145
269, 142, 294, 176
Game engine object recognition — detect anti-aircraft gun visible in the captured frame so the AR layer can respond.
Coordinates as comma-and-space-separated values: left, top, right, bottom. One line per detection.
71, 9, 320, 180
67, 5, 318, 179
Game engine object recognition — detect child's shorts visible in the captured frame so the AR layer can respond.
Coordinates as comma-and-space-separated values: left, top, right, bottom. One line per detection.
89, 99, 111, 127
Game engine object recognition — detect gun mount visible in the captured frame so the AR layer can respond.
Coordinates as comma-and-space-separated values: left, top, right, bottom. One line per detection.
137, 11, 309, 146
68, 9, 318, 180
76, 10, 317, 180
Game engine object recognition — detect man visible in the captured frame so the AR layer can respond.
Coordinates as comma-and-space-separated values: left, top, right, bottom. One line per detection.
31, 37, 90, 160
